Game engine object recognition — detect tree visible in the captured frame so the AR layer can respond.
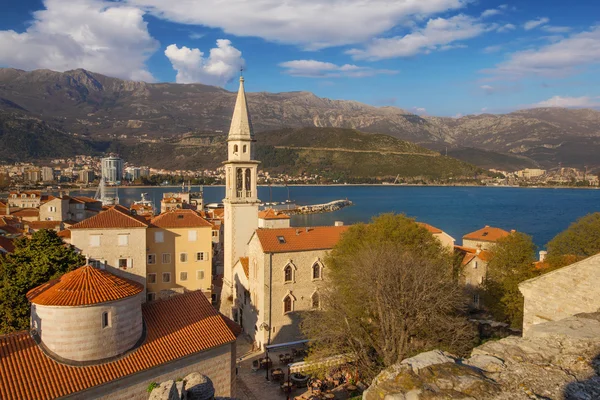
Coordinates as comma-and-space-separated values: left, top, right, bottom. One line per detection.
301, 214, 475, 380
482, 232, 538, 328
546, 212, 600, 270
0, 230, 84, 334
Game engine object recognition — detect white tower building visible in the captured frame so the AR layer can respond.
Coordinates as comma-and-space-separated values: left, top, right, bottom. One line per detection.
221, 76, 260, 315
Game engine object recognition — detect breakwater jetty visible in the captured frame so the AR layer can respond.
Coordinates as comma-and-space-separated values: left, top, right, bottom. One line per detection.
284, 199, 353, 215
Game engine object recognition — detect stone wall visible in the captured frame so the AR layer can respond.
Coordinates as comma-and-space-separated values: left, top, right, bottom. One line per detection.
31, 293, 144, 362
64, 342, 236, 400
519, 253, 600, 335
364, 313, 600, 400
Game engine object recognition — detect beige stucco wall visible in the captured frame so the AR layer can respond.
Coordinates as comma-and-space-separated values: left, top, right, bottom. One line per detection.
64, 341, 236, 399
70, 227, 148, 288
258, 218, 290, 229
433, 232, 455, 251
462, 239, 496, 251
39, 198, 69, 221
31, 293, 144, 362
519, 253, 600, 336
146, 226, 213, 299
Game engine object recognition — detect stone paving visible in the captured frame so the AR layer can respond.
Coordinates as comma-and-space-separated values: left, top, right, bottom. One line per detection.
234, 336, 359, 400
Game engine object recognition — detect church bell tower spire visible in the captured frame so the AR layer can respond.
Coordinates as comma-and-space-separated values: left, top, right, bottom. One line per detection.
220, 75, 260, 316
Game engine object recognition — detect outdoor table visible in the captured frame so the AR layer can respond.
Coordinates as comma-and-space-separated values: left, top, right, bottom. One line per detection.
260, 357, 272, 369
346, 385, 357, 395
281, 382, 294, 394
323, 394, 335, 399
271, 369, 284, 381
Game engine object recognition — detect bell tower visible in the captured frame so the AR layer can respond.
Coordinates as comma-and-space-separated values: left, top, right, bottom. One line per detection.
221, 75, 260, 314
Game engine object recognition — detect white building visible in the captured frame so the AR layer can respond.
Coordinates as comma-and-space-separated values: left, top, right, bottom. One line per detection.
101, 157, 124, 185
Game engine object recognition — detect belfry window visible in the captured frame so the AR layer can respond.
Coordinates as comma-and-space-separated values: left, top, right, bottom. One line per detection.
243, 145, 247, 153
245, 168, 251, 193
236, 169, 243, 197
233, 144, 238, 154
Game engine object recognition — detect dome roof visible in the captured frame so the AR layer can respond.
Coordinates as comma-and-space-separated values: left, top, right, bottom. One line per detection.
27, 266, 143, 306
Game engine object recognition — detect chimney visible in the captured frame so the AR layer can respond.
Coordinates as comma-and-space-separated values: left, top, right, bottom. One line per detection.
5, 203, 9, 215
334, 221, 344, 226
296, 229, 300, 236
539, 250, 547, 262
510, 229, 516, 234
476, 244, 482, 255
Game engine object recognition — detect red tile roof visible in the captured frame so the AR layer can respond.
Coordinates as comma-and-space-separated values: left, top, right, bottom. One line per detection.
455, 245, 492, 265
70, 205, 148, 229
417, 222, 442, 234
73, 196, 100, 204
27, 266, 144, 306
463, 226, 510, 242
150, 209, 212, 228
0, 236, 15, 254
256, 226, 350, 253
258, 208, 290, 220
10, 208, 39, 218
239, 257, 249, 279
0, 291, 238, 400
57, 229, 71, 239
25, 221, 62, 230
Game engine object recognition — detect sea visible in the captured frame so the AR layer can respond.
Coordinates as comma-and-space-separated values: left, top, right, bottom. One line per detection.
68, 185, 600, 249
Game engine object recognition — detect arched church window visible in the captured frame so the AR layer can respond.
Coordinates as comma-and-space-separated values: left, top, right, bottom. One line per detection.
284, 265, 293, 282
284, 295, 293, 313
236, 169, 243, 197
312, 262, 321, 280
311, 292, 320, 309
245, 168, 251, 192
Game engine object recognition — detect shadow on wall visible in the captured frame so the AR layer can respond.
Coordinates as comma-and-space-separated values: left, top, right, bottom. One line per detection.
563, 353, 600, 399
271, 311, 306, 345
234, 273, 258, 343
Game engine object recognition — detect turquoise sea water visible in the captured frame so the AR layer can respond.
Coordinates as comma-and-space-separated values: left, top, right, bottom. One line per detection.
71, 186, 600, 249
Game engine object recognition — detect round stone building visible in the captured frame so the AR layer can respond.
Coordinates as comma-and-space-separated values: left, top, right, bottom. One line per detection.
27, 265, 145, 363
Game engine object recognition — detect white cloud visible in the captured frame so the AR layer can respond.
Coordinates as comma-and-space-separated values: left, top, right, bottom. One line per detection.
127, 0, 470, 50
411, 107, 427, 114
480, 85, 495, 94
483, 45, 503, 53
279, 60, 397, 78
165, 40, 245, 86
0, 0, 158, 81
542, 26, 571, 33
531, 95, 600, 108
481, 9, 501, 18
524, 17, 549, 31
485, 26, 600, 78
497, 23, 516, 33
347, 14, 490, 60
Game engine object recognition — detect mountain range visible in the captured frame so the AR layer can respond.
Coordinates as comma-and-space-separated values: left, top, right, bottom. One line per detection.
1, 68, 599, 171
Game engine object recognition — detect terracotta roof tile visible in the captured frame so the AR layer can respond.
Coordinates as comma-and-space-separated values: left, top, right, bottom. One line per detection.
25, 221, 62, 230
258, 208, 290, 220
70, 205, 148, 229
10, 208, 39, 218
463, 226, 510, 242
150, 209, 212, 228
0, 236, 14, 253
256, 226, 349, 253
57, 229, 71, 239
0, 291, 237, 400
73, 196, 100, 204
239, 257, 249, 279
417, 222, 442, 234
27, 266, 144, 306
212, 208, 224, 218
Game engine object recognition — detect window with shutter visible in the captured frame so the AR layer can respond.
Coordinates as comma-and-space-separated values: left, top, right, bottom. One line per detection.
118, 234, 129, 246
89, 235, 101, 247
155, 231, 164, 243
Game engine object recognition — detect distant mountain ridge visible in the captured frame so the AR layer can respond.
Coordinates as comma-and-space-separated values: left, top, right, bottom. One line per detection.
1, 68, 599, 170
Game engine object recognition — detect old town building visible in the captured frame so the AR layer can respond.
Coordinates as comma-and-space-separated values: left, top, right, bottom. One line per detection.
0, 265, 239, 399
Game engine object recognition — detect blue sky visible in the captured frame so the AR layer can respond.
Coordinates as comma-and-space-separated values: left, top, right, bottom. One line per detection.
0, 0, 599, 116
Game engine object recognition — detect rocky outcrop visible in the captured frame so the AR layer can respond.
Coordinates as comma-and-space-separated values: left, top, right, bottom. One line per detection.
363, 313, 600, 400
148, 372, 216, 400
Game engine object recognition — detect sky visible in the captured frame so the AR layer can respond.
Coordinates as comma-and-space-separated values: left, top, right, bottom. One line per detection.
0, 0, 599, 116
